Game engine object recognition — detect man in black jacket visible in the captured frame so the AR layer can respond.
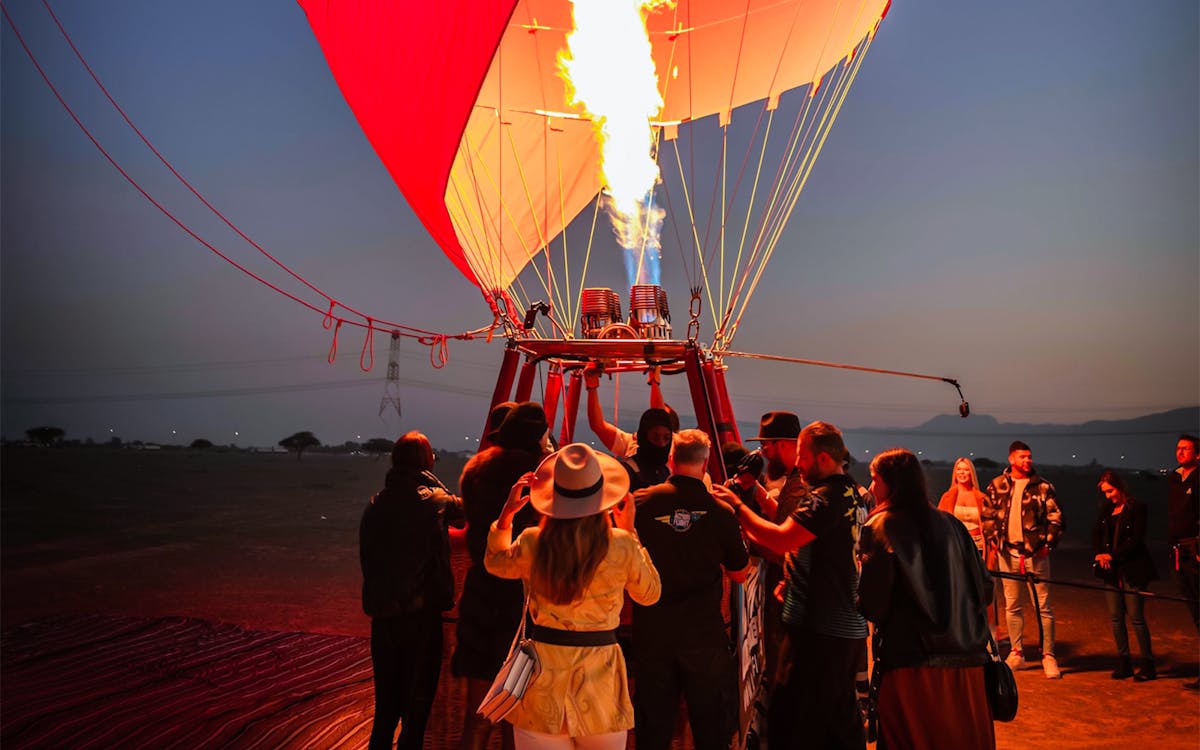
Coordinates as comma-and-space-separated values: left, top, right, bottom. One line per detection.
360, 431, 465, 750
632, 429, 750, 750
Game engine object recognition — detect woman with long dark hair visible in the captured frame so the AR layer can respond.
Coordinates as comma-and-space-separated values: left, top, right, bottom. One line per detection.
453, 403, 552, 750
486, 443, 661, 750
859, 448, 995, 749
1092, 469, 1158, 681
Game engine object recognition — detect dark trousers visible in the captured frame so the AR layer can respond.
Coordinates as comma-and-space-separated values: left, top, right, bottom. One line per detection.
768, 629, 865, 750
633, 643, 737, 750
1104, 583, 1153, 662
369, 611, 445, 750
1175, 550, 1200, 630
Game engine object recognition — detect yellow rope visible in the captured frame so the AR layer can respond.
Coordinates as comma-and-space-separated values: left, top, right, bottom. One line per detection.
727, 30, 874, 344
669, 136, 720, 332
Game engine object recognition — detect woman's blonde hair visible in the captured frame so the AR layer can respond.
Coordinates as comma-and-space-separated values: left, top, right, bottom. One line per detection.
949, 457, 981, 492
531, 513, 610, 605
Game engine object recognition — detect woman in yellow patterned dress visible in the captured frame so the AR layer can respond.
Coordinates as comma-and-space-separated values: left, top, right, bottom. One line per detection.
486, 443, 662, 750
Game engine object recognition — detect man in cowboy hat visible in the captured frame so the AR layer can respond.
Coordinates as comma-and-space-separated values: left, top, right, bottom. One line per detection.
631, 429, 751, 750
714, 420, 869, 750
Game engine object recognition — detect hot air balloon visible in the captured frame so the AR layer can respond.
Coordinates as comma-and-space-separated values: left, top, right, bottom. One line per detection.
299, 0, 893, 471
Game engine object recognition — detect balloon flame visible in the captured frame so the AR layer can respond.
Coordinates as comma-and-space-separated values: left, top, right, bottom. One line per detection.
559, 0, 670, 286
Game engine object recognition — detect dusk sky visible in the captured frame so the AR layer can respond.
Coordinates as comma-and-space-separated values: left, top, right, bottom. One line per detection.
3, 1, 1197, 451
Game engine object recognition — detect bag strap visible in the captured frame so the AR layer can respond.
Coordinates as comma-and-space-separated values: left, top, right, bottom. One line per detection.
985, 628, 1002, 663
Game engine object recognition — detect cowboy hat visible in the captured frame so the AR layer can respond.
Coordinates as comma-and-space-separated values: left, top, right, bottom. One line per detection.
529, 443, 629, 519
748, 411, 801, 441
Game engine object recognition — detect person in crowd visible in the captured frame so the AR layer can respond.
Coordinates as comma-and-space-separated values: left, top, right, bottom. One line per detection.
722, 441, 767, 516
939, 457, 1001, 636
980, 440, 1064, 679
738, 412, 808, 725
858, 448, 995, 750
453, 403, 553, 750
485, 443, 662, 750
1167, 435, 1199, 687
631, 429, 751, 750
715, 420, 869, 750
479, 400, 518, 450
939, 457, 987, 555
583, 365, 676, 492
1092, 470, 1158, 681
360, 431, 466, 750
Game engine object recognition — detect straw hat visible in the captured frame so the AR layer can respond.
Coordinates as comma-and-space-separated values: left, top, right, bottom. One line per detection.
529, 443, 629, 519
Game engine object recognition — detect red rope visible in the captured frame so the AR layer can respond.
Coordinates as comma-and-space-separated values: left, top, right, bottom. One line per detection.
360, 320, 376, 372
2, 2, 490, 370
327, 319, 343, 364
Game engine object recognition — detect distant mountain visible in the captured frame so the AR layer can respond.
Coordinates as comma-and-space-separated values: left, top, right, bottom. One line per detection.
842, 407, 1199, 469
726, 407, 1198, 469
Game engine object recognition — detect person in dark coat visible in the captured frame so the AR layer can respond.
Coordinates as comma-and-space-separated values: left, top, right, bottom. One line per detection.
858, 448, 995, 750
452, 402, 551, 750
1092, 469, 1159, 681
360, 431, 465, 750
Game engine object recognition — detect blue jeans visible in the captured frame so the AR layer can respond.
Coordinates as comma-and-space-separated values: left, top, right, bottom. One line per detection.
1104, 581, 1153, 662
998, 551, 1054, 657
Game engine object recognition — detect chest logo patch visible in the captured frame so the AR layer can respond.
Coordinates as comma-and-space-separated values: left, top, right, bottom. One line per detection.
656, 509, 707, 532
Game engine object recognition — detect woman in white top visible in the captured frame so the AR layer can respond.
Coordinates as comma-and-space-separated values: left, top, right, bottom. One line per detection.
938, 458, 986, 553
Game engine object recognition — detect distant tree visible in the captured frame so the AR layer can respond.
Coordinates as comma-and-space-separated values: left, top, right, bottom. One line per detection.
190, 438, 214, 450
364, 437, 393, 459
974, 457, 999, 468
26, 426, 65, 446
279, 431, 321, 460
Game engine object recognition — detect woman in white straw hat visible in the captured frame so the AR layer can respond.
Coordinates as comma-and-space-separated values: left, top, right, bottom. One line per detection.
485, 442, 662, 750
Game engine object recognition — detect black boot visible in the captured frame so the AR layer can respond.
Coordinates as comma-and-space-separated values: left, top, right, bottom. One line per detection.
1111, 657, 1133, 679
1133, 661, 1157, 682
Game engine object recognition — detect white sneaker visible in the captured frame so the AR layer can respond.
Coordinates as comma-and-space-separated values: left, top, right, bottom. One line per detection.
1043, 655, 1062, 679
1005, 651, 1026, 671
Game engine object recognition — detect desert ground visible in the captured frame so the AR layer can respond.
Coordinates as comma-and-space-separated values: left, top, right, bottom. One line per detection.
2, 446, 1197, 748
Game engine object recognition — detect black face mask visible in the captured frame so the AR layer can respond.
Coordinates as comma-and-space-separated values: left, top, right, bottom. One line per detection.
635, 439, 671, 471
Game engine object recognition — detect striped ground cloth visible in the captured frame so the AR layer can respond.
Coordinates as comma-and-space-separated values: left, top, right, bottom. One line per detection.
1, 614, 470, 749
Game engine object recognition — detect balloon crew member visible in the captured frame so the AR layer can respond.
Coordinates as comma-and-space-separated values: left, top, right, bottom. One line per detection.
631, 429, 751, 750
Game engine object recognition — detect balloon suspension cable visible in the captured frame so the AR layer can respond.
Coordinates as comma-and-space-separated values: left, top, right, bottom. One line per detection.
722, 350, 970, 418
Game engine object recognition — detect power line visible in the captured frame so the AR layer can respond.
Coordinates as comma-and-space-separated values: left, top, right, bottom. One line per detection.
2, 375, 493, 405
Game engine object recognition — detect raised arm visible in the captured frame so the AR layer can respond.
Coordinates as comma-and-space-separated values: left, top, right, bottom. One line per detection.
584, 366, 621, 452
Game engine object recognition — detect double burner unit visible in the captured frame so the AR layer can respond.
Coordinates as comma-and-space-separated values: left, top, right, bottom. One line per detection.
580, 284, 671, 340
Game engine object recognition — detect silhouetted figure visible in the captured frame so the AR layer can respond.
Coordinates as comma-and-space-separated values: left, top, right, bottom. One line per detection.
360, 431, 464, 750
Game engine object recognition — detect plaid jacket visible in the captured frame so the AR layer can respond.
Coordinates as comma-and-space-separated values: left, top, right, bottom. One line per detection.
981, 468, 1064, 555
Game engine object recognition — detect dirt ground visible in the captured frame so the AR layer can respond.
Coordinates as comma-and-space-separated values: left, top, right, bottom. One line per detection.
2, 447, 1198, 748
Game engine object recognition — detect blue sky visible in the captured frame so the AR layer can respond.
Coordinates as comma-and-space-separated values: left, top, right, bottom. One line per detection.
2, 1, 1196, 450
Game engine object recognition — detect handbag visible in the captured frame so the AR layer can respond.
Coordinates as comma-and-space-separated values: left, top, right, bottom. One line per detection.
477, 591, 541, 722
984, 631, 1018, 722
